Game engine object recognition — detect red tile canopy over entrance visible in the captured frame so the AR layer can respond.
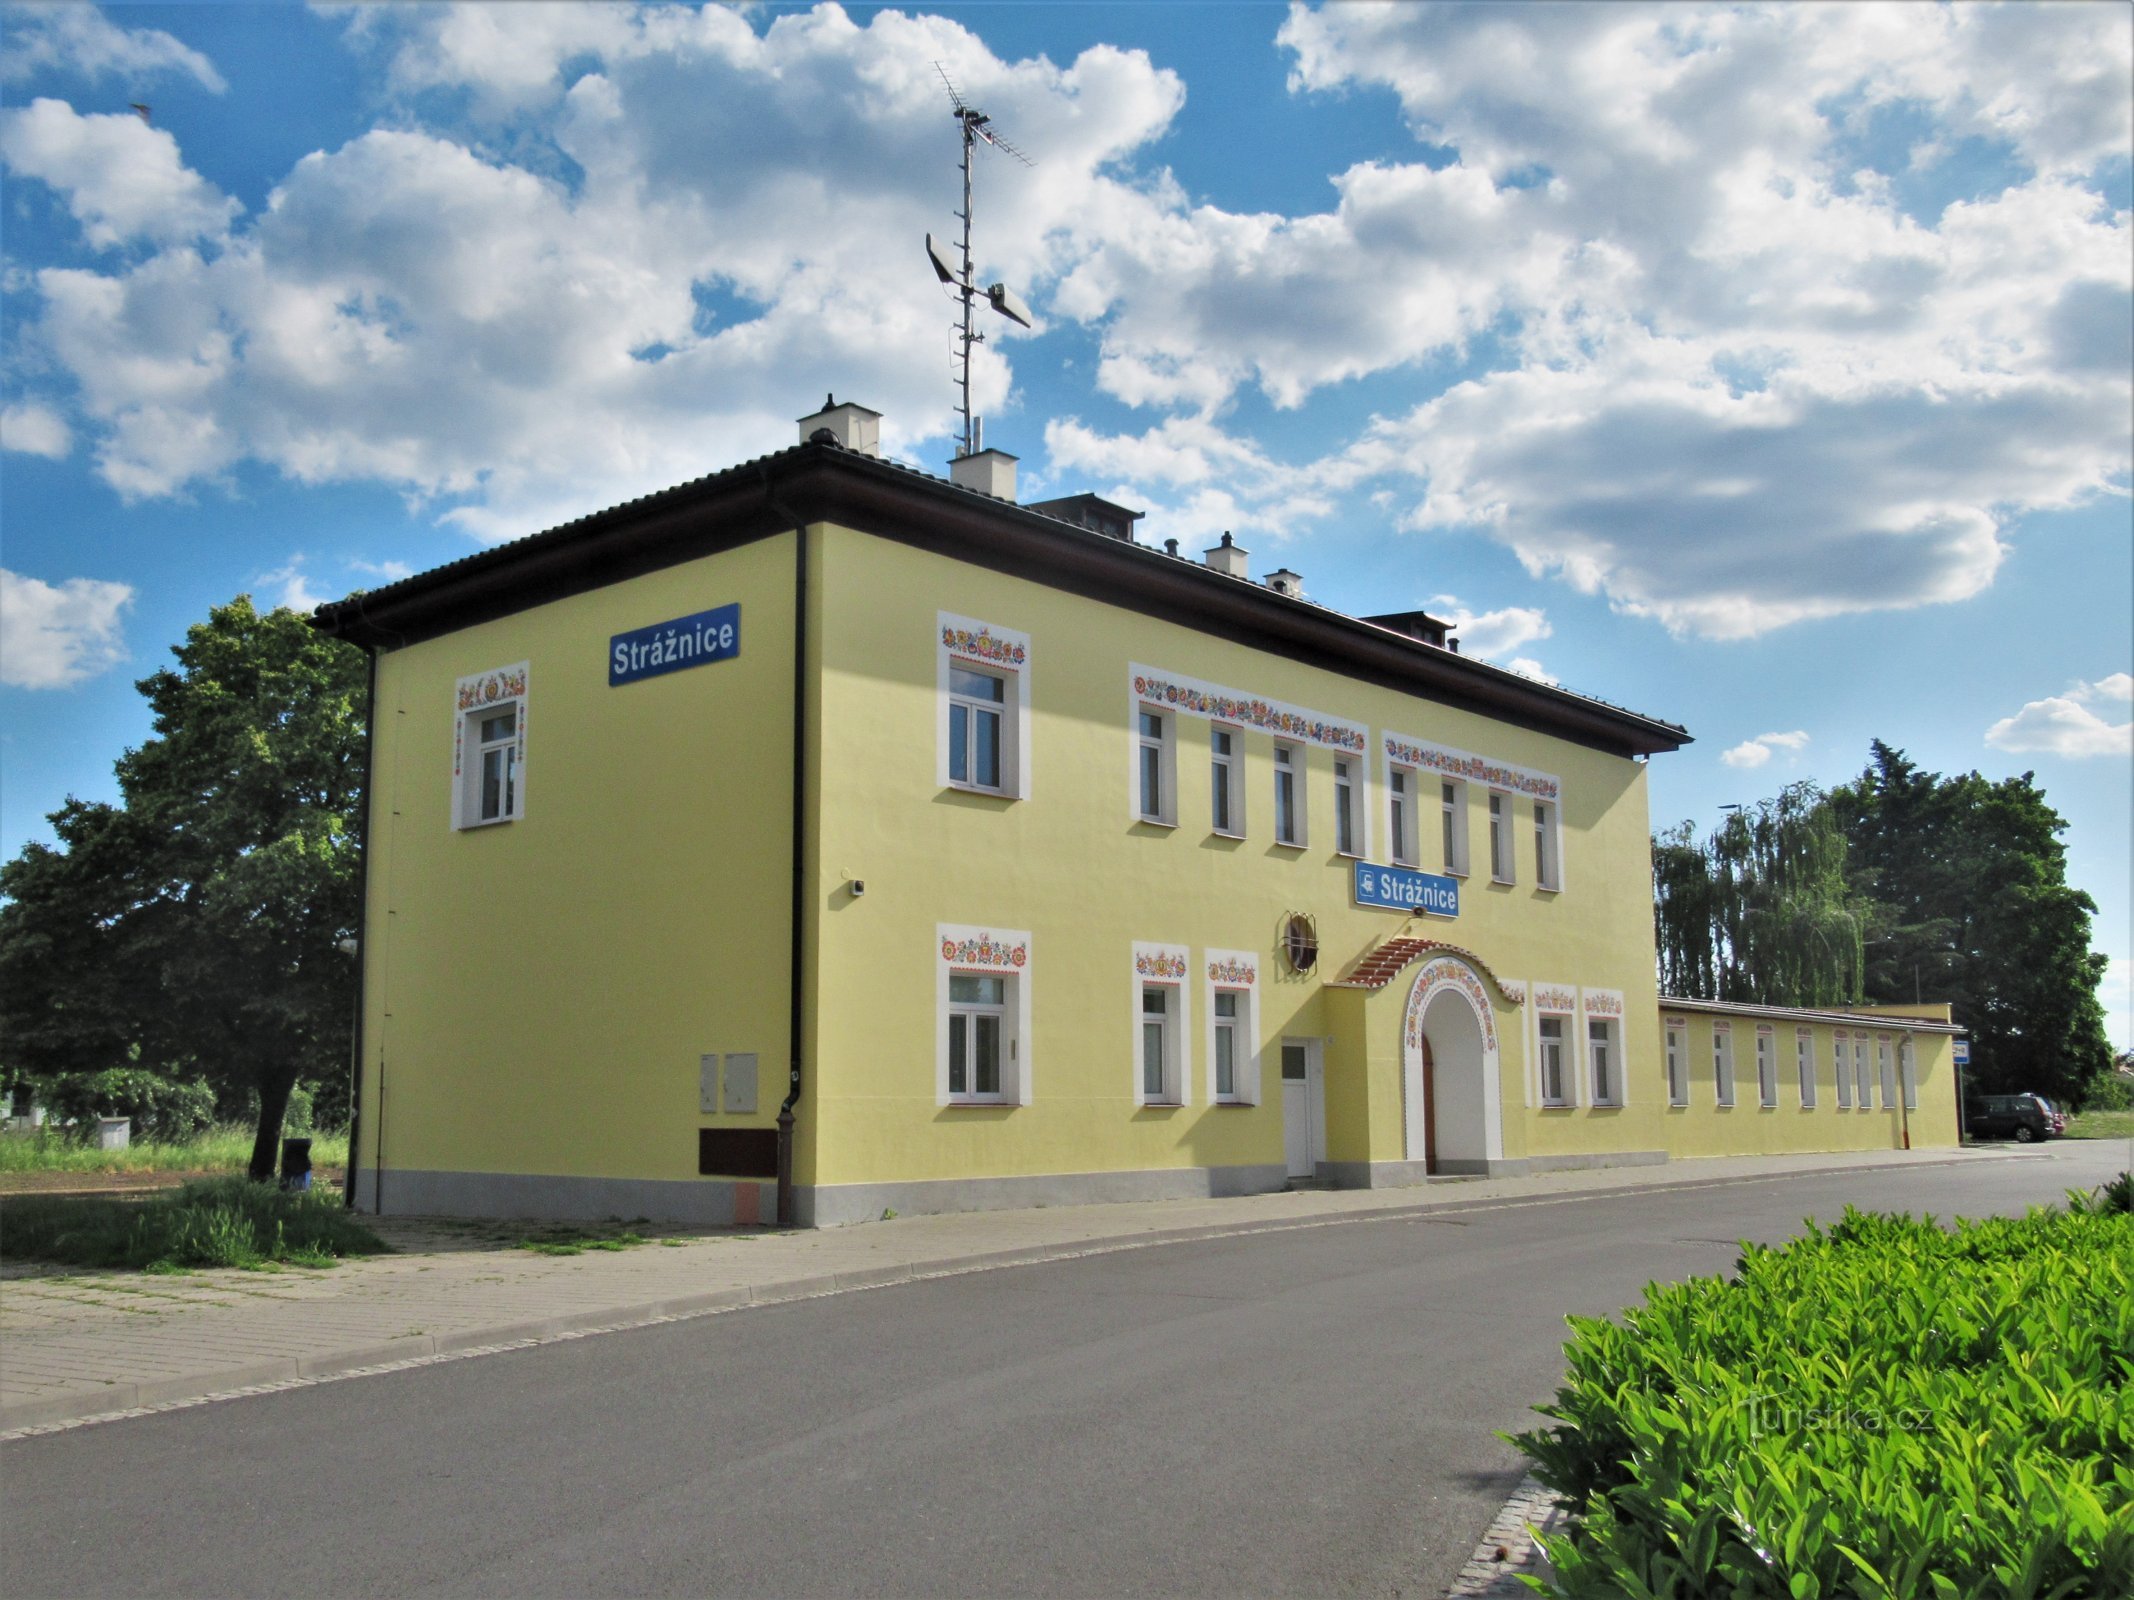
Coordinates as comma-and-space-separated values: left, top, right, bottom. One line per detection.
1328, 937, 1523, 1004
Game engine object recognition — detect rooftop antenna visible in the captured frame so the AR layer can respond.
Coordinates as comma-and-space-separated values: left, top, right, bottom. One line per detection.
926, 63, 1031, 459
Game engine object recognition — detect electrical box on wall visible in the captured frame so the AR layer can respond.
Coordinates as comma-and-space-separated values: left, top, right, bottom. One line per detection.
699, 1054, 720, 1114
723, 1053, 759, 1115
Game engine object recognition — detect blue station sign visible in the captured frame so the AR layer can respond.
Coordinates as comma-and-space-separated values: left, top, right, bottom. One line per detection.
1353, 860, 1460, 918
610, 603, 740, 687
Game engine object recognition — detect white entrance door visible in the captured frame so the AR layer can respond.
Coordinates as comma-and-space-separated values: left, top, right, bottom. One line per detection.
1281, 1040, 1321, 1178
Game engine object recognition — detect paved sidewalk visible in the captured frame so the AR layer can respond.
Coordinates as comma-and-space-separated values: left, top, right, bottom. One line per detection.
2, 1147, 2017, 1437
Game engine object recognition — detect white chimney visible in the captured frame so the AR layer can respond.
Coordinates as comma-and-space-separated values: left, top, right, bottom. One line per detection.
1264, 567, 1303, 599
796, 394, 881, 456
1203, 532, 1249, 578
949, 448, 1018, 501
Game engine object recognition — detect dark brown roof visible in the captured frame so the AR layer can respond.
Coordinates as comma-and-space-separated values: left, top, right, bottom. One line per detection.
311, 438, 1690, 759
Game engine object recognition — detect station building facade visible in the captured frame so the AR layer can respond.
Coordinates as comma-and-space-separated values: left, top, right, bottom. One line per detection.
315, 399, 1961, 1227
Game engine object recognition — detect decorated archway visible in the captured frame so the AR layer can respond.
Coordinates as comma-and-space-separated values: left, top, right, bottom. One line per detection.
1401, 957, 1505, 1171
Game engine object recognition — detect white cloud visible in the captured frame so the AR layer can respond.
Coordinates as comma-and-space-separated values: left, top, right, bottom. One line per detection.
0, 569, 133, 689
1504, 657, 1558, 686
257, 559, 326, 615
0, 402, 72, 459
1, 5, 227, 93
1720, 729, 1811, 769
1984, 676, 2134, 758
0, 98, 240, 247
1428, 597, 1552, 659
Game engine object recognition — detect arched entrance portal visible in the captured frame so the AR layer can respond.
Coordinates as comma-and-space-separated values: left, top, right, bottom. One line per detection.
1402, 958, 1504, 1173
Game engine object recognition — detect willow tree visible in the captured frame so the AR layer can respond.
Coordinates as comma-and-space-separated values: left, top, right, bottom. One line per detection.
1652, 782, 1865, 1007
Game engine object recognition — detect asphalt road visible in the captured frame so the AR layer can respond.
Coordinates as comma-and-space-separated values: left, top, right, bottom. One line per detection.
4, 1144, 2123, 1599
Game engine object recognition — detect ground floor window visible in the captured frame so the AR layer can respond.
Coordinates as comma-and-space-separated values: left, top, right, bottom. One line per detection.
1713, 1027, 1735, 1107
1665, 1022, 1688, 1106
1834, 1032, 1852, 1108
948, 975, 1007, 1100
1854, 1038, 1871, 1110
1756, 1029, 1778, 1109
1587, 1018, 1618, 1106
1539, 1016, 1568, 1106
1900, 1040, 1918, 1109
1878, 1039, 1897, 1109
1213, 992, 1240, 1098
1797, 1030, 1817, 1108
1132, 942, 1190, 1105
936, 924, 1031, 1106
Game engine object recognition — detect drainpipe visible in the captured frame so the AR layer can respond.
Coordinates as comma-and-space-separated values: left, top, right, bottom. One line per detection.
342, 638, 379, 1208
764, 461, 812, 1228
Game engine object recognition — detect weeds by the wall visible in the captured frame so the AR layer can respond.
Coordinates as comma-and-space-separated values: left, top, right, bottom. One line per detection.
1, 1178, 388, 1271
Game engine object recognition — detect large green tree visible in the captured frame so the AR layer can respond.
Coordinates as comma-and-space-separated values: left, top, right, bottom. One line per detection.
1652, 781, 1866, 1008
0, 597, 367, 1180
1827, 741, 2111, 1106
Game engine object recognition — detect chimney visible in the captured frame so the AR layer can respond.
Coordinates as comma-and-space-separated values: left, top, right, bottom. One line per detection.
796, 394, 881, 456
1203, 531, 1249, 578
1264, 567, 1304, 600
949, 448, 1018, 501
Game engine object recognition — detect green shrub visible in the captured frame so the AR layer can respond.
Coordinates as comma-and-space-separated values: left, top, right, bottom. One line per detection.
2080, 1070, 2134, 1113
37, 1069, 218, 1143
1512, 1205, 2134, 1598
0, 1177, 388, 1271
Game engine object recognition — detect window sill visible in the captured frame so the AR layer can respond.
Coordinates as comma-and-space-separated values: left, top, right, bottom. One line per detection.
1211, 1098, 1254, 1107
1135, 1100, 1185, 1110
1273, 838, 1306, 851
946, 781, 1016, 800
1134, 815, 1178, 830
1210, 828, 1247, 842
1539, 1100, 1572, 1111
456, 815, 517, 832
1444, 867, 1470, 879
1490, 875, 1516, 888
943, 1099, 1015, 1109
1535, 884, 1561, 896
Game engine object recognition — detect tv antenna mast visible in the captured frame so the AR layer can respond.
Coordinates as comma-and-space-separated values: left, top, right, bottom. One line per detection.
926, 64, 1032, 459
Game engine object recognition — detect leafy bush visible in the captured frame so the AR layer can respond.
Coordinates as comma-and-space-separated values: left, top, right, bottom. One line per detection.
2079, 1070, 2134, 1113
37, 1069, 217, 1143
1513, 1204, 2134, 1598
0, 1177, 388, 1270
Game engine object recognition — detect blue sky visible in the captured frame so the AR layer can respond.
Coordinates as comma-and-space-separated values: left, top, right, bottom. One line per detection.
3, 2, 2130, 1046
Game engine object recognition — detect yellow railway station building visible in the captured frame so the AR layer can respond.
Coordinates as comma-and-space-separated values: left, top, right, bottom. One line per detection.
314, 398, 1962, 1227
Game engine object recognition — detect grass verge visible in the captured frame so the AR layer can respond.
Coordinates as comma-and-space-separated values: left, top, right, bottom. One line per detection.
1512, 1190, 2133, 1597
0, 1123, 350, 1176
2067, 1108, 2134, 1141
1, 1178, 389, 1271
517, 1224, 651, 1256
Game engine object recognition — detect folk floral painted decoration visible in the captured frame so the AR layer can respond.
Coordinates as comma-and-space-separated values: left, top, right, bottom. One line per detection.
941, 934, 1027, 970
457, 665, 527, 713
1136, 950, 1189, 979
1583, 989, 1625, 1018
1207, 956, 1256, 986
1130, 667, 1366, 753
1532, 983, 1578, 1015
1404, 957, 1499, 1055
942, 624, 1027, 669
1383, 736, 1559, 802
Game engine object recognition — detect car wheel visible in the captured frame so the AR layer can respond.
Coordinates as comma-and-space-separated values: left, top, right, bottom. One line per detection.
2014, 1125, 2036, 1143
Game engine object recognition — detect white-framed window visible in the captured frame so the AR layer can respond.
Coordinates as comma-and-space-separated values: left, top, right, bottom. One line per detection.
1131, 942, 1190, 1106
949, 974, 1008, 1101
1209, 725, 1244, 836
1900, 1039, 1917, 1110
1538, 1016, 1568, 1106
1388, 766, 1418, 866
1333, 757, 1359, 856
1535, 801, 1560, 890
1135, 706, 1176, 825
1203, 950, 1261, 1104
1797, 1030, 1817, 1108
1665, 1020, 1688, 1106
1488, 791, 1515, 883
452, 663, 529, 830
948, 665, 1008, 793
1834, 1032, 1852, 1109
1442, 779, 1468, 875
1588, 1018, 1618, 1106
936, 924, 1031, 1106
1756, 1029, 1778, 1108
1878, 1038, 1896, 1109
1273, 742, 1306, 846
1854, 1038, 1871, 1109
938, 615, 1031, 799
1713, 1025, 1735, 1107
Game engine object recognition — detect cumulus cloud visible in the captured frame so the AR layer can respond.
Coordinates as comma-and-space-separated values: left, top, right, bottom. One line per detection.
1, 402, 73, 459
0, 98, 240, 247
1427, 597, 1552, 659
1504, 658, 1558, 686
0, 569, 134, 688
1721, 729, 1811, 769
1, 4, 227, 93
1984, 676, 2134, 758
257, 558, 327, 615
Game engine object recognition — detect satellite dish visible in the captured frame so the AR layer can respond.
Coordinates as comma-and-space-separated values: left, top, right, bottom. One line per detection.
986, 282, 1032, 328
925, 233, 957, 286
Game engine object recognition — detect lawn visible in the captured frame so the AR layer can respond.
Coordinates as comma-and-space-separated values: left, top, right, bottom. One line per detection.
1, 1177, 388, 1271
0, 1123, 349, 1177
2067, 1108, 2134, 1141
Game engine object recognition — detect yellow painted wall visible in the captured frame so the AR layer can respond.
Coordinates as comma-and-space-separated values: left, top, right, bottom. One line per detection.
357, 532, 812, 1189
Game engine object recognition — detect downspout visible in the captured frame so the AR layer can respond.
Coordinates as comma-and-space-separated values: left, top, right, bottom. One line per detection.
343, 641, 378, 1206
764, 460, 812, 1228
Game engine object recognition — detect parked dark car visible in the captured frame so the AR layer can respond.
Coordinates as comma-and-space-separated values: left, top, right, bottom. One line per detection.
1965, 1093, 2054, 1142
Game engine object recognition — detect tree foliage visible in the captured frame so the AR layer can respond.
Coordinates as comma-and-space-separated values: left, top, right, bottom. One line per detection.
1827, 741, 2112, 1106
1652, 781, 1866, 1007
0, 597, 367, 1180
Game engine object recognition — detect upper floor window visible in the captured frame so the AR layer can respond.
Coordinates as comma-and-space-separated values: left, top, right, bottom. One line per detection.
1273, 743, 1306, 846
452, 663, 528, 830
1538, 1016, 1568, 1106
1388, 766, 1418, 866
1210, 726, 1243, 836
1533, 800, 1561, 891
1333, 757, 1359, 856
1488, 791, 1515, 883
1136, 707, 1175, 825
1442, 780, 1468, 875
948, 666, 1007, 792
